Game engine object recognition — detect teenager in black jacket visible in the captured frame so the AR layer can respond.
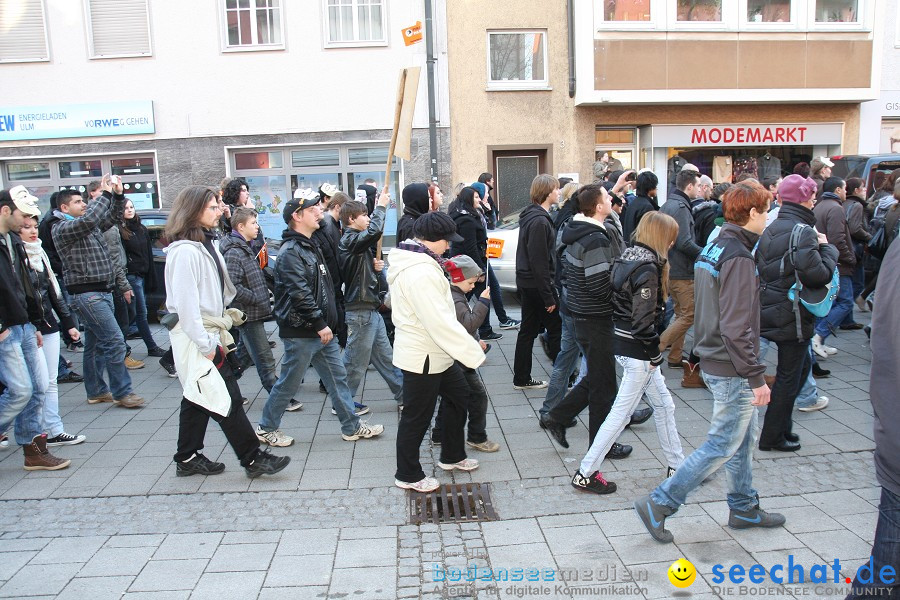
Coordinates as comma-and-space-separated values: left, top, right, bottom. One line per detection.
572, 212, 684, 494
121, 200, 165, 357
513, 175, 562, 389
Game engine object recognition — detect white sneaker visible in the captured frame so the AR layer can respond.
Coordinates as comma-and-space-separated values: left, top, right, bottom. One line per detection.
855, 296, 869, 312
255, 426, 294, 447
811, 335, 829, 359
824, 344, 838, 355
0, 433, 8, 449
798, 396, 829, 412
342, 421, 384, 441
395, 477, 440, 492
437, 458, 480, 471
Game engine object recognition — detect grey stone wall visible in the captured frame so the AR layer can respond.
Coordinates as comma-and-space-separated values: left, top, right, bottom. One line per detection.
1, 127, 452, 206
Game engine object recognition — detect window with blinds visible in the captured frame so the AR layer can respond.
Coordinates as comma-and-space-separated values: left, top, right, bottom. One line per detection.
86, 0, 152, 58
0, 0, 50, 63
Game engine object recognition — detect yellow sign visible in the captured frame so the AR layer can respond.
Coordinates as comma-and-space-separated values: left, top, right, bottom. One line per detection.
402, 21, 423, 46
668, 558, 697, 588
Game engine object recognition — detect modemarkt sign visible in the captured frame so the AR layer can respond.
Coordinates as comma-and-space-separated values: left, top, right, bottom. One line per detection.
0, 101, 155, 141
651, 123, 843, 148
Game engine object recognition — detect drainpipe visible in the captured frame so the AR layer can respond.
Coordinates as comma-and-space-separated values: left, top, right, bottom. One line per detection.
567, 0, 576, 98
425, 0, 439, 183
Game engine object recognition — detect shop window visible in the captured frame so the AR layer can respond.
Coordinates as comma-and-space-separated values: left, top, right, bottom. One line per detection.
676, 0, 723, 22
121, 181, 158, 210
487, 31, 548, 91
59, 160, 102, 179
111, 156, 155, 176
234, 151, 284, 170
223, 0, 284, 50
291, 148, 340, 168
325, 0, 386, 47
813, 0, 859, 23
596, 128, 636, 145
600, 0, 653, 22
86, 0, 152, 58
0, 0, 49, 63
7, 162, 50, 181
349, 146, 398, 166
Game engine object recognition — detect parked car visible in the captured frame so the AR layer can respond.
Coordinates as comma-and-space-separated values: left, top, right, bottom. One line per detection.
830, 154, 900, 196
486, 208, 526, 292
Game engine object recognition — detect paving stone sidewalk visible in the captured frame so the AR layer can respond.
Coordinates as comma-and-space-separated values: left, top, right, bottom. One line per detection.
0, 303, 880, 599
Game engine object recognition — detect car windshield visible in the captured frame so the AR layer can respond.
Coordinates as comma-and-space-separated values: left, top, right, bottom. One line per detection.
497, 207, 526, 229
831, 156, 868, 180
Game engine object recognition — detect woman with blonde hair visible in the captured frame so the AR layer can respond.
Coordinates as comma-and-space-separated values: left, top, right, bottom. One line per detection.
570, 211, 685, 494
553, 182, 583, 230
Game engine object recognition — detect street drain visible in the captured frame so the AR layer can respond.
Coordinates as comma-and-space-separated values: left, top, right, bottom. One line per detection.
408, 483, 498, 525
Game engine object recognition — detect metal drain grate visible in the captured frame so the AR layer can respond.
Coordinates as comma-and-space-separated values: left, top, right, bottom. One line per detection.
408, 483, 498, 525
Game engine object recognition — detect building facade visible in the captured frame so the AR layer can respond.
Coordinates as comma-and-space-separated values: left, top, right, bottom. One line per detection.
0, 0, 451, 243
448, 0, 882, 215
858, 0, 899, 153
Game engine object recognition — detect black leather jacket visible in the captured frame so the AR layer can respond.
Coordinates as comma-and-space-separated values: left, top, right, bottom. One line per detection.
339, 205, 386, 310
611, 243, 665, 364
0, 231, 44, 335
273, 229, 338, 338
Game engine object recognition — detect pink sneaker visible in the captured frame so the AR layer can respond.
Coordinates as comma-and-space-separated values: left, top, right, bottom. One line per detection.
437, 458, 479, 472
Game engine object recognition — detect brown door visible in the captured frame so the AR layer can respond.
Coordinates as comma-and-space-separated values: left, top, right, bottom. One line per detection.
492, 149, 547, 219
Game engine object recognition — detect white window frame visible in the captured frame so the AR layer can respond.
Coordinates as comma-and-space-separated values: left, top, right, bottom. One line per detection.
83, 0, 153, 59
0, 0, 51, 64
739, 0, 800, 31
595, 0, 662, 31
808, 0, 867, 30
667, 0, 738, 31
220, 0, 286, 53
322, 0, 388, 48
486, 30, 550, 91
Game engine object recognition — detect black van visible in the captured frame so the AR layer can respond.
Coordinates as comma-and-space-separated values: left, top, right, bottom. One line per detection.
830, 154, 900, 196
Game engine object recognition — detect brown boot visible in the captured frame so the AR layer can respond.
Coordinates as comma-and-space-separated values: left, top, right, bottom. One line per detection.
681, 362, 707, 389
114, 393, 145, 409
23, 434, 71, 471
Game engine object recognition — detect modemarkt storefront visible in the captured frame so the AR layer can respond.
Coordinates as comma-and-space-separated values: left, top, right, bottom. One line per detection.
638, 122, 844, 198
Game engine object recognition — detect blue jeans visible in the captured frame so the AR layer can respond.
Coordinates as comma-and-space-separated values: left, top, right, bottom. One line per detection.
815, 275, 854, 341
846, 487, 900, 599
238, 320, 278, 392
652, 374, 759, 512
841, 257, 866, 326
794, 344, 820, 408
126, 274, 159, 351
343, 309, 402, 403
71, 292, 132, 400
540, 312, 583, 416
0, 324, 48, 444
261, 337, 360, 435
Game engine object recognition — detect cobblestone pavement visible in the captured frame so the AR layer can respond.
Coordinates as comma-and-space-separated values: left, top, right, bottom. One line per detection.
0, 302, 880, 599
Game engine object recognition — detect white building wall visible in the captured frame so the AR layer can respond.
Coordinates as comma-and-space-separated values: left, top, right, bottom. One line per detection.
0, 0, 449, 147
859, 0, 899, 154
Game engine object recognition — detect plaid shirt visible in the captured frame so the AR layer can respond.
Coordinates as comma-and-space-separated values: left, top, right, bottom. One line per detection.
52, 191, 125, 292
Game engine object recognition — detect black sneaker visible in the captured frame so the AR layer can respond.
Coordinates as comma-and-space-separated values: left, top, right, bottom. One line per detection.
571, 470, 616, 494
634, 494, 676, 543
126, 331, 141, 340
269, 340, 277, 348
498, 318, 521, 330
625, 407, 653, 428
481, 331, 503, 340
159, 359, 177, 378
811, 363, 830, 378
58, 371, 84, 384
176, 453, 225, 477
244, 449, 291, 479
148, 346, 167, 358
666, 466, 676, 478
514, 378, 548, 390
606, 442, 632, 459
46, 432, 86, 446
540, 414, 568, 448
538, 415, 577, 429
728, 505, 786, 530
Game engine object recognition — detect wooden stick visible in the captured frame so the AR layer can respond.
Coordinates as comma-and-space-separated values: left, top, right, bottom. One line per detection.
385, 68, 408, 193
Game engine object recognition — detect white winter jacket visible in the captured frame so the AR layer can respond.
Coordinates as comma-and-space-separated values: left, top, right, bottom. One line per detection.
165, 239, 238, 416
387, 243, 485, 374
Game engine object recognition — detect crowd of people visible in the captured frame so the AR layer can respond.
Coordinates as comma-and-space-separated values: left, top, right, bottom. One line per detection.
0, 160, 896, 597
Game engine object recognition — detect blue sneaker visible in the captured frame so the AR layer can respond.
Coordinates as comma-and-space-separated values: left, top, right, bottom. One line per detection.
331, 402, 370, 416
634, 495, 676, 543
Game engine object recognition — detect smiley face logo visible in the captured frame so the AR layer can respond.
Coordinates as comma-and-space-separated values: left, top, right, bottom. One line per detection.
668, 558, 696, 588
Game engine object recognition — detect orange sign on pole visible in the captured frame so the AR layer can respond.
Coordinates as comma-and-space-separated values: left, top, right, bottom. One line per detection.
402, 21, 423, 46
486, 238, 505, 259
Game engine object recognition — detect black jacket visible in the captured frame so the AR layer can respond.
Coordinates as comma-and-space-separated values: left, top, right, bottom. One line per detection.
756, 202, 839, 342
560, 217, 615, 320
0, 232, 44, 335
122, 220, 157, 293
692, 200, 719, 247
659, 189, 702, 280
449, 204, 488, 270
611, 243, 665, 365
339, 205, 387, 310
220, 232, 272, 322
622, 194, 659, 245
273, 229, 338, 338
311, 213, 344, 302
38, 211, 65, 277
515, 204, 557, 307
29, 263, 75, 336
